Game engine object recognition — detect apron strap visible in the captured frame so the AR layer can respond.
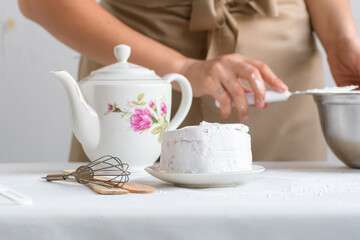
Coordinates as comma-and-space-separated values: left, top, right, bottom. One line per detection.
189, 0, 279, 59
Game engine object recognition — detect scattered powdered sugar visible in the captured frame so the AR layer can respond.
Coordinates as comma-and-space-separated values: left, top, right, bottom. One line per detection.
158, 190, 167, 195
151, 165, 360, 205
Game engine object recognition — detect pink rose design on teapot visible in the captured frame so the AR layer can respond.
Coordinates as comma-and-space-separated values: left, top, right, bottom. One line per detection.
160, 102, 167, 115
149, 101, 155, 108
130, 108, 152, 132
105, 93, 169, 142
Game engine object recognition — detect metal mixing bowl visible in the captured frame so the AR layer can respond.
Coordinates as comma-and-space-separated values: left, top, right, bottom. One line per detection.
313, 93, 360, 168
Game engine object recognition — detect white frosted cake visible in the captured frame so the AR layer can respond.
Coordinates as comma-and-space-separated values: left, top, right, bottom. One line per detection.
160, 122, 252, 173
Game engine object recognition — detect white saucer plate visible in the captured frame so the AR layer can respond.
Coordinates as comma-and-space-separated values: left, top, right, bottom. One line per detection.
144, 165, 265, 188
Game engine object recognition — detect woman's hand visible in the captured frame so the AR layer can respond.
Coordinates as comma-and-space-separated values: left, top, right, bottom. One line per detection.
327, 36, 360, 88
305, 0, 359, 87
18, 0, 288, 122
178, 54, 288, 121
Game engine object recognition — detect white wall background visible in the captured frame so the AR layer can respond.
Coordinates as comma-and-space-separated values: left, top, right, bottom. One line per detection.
0, 0, 77, 163
0, 0, 359, 163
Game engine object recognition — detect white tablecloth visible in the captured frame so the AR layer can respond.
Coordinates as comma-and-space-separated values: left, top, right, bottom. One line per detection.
1, 162, 360, 240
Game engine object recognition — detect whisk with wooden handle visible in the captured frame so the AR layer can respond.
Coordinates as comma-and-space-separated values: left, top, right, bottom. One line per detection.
43, 155, 131, 188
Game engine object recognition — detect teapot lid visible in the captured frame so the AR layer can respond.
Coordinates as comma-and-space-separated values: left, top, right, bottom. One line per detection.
84, 45, 162, 81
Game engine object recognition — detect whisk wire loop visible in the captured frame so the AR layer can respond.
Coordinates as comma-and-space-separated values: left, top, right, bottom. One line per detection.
44, 155, 131, 188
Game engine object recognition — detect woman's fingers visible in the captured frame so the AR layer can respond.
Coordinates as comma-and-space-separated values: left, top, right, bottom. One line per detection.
219, 76, 249, 120
210, 84, 232, 119
230, 79, 248, 121
238, 79, 252, 93
248, 60, 288, 92
207, 60, 249, 120
180, 54, 286, 120
209, 79, 248, 120
231, 61, 266, 108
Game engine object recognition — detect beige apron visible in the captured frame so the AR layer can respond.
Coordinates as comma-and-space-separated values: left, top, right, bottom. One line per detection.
70, 0, 326, 162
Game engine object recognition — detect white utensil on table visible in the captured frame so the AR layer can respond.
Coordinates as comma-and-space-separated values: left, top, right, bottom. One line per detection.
215, 86, 359, 107
0, 184, 33, 205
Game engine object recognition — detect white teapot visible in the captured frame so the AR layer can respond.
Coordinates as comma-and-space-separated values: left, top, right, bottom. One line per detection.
52, 45, 192, 171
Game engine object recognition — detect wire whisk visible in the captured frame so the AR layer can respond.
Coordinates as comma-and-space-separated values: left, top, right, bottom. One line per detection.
43, 155, 131, 188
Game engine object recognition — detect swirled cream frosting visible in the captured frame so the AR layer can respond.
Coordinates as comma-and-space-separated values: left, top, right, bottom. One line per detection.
160, 121, 252, 173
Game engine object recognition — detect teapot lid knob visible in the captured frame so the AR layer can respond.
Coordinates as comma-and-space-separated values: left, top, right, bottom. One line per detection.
114, 44, 131, 63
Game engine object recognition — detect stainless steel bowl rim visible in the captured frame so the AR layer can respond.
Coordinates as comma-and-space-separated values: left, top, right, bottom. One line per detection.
313, 94, 360, 105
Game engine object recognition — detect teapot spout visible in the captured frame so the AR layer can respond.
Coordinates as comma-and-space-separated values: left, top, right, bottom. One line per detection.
51, 70, 100, 150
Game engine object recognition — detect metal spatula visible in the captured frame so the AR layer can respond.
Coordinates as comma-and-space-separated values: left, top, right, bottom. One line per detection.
215, 85, 359, 107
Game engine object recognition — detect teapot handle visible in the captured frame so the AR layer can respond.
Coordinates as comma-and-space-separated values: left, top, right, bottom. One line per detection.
163, 73, 193, 130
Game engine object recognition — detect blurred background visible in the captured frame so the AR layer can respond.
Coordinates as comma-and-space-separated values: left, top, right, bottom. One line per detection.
0, 0, 359, 163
